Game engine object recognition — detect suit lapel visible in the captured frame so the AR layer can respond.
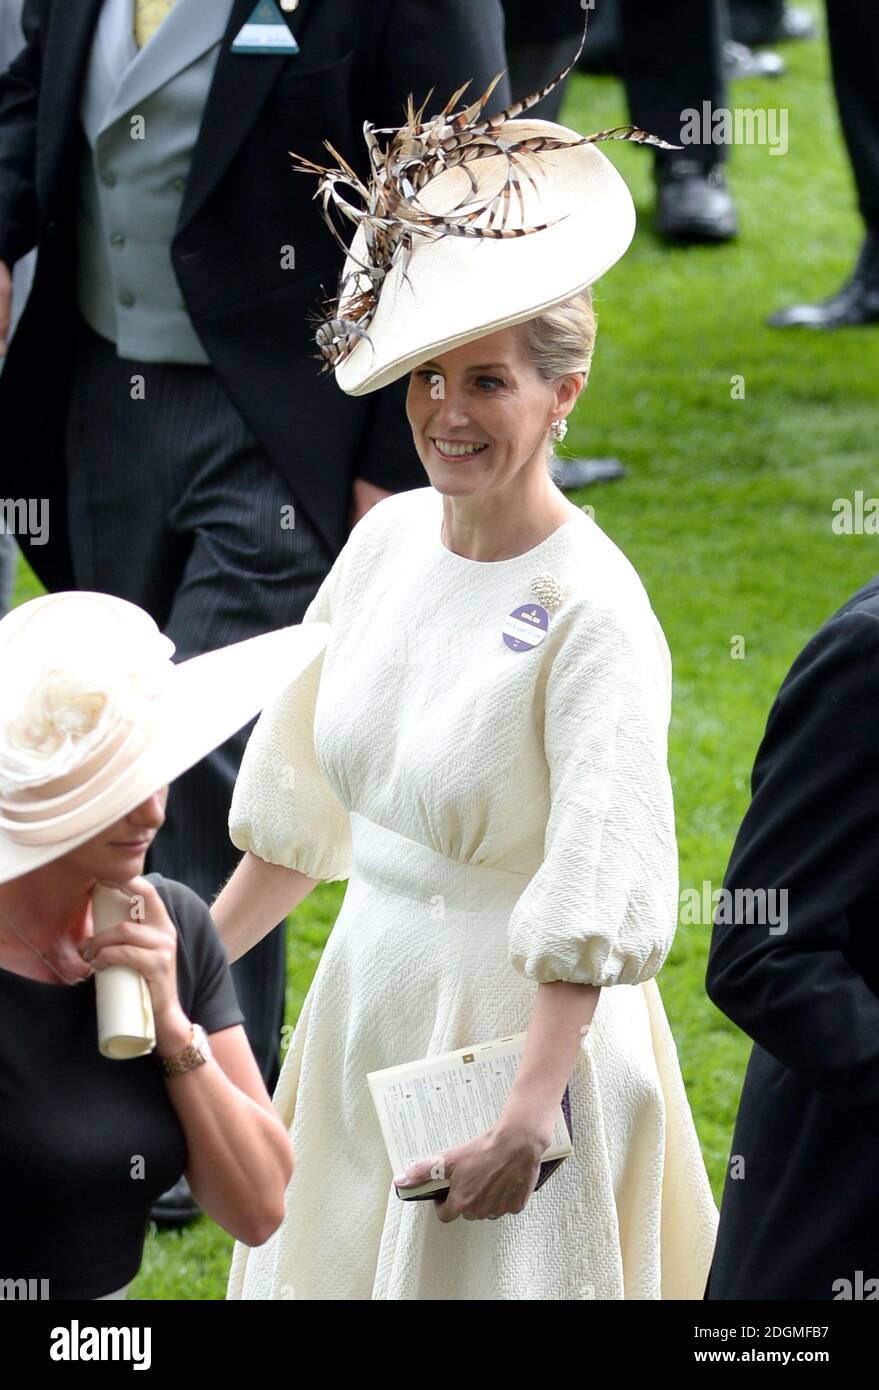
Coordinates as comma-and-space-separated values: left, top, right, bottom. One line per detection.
178, 0, 316, 232
99, 0, 234, 134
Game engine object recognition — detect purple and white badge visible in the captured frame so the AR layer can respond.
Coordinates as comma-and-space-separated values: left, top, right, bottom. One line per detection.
502, 603, 550, 652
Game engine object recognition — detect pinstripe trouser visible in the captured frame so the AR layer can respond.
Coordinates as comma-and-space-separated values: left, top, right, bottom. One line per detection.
65, 314, 335, 1091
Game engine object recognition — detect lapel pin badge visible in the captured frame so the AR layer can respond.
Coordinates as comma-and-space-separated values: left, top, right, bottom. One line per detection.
502, 573, 568, 652
231, 0, 300, 54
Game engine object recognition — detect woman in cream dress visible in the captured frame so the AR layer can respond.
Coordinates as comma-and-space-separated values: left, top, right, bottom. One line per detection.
213, 44, 718, 1300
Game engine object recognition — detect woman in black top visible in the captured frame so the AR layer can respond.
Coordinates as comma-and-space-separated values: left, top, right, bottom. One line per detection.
0, 784, 294, 1300
0, 589, 325, 1301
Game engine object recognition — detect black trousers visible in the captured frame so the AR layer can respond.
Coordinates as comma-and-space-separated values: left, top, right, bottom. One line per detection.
619, 0, 729, 167
826, 0, 879, 230
728, 0, 785, 48
65, 314, 335, 1093
506, 36, 574, 122
505, 0, 729, 166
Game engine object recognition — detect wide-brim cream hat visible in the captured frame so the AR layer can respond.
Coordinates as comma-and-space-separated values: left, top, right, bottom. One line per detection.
289, 17, 671, 397
334, 122, 636, 396
0, 592, 328, 884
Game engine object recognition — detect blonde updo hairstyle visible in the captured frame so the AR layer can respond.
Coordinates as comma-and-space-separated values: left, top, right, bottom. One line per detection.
523, 285, 597, 484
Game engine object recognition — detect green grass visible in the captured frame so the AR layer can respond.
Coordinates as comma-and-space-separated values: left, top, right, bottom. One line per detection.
12, 4, 875, 1296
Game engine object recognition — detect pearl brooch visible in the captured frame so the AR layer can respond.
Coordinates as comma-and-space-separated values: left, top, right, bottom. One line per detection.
529, 572, 567, 615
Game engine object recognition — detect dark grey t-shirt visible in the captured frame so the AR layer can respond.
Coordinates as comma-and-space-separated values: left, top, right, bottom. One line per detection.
0, 872, 245, 1300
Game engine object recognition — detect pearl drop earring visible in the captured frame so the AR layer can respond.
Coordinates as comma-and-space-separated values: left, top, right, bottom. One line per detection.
550, 418, 568, 442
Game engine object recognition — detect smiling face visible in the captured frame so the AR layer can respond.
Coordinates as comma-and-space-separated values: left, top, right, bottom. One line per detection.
405, 323, 583, 499
62, 786, 170, 883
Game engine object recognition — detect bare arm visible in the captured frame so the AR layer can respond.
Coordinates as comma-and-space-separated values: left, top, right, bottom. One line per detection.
0, 259, 10, 353
159, 1016, 294, 1246
211, 849, 318, 963
82, 876, 296, 1246
500, 980, 601, 1143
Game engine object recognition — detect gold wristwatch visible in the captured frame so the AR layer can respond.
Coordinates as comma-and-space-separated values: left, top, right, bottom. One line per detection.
161, 1022, 212, 1077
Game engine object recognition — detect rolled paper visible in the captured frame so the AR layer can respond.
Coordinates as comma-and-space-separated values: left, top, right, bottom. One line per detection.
91, 884, 157, 1060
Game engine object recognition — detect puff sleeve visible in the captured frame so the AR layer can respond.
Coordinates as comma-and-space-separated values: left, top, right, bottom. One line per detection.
228, 563, 352, 883
507, 600, 678, 986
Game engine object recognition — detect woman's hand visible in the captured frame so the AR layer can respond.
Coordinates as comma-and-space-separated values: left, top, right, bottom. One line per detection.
0, 259, 11, 355
79, 876, 188, 1052
394, 1114, 554, 1223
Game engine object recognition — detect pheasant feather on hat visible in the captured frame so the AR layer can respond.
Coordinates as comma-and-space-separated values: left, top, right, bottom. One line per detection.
289, 14, 677, 395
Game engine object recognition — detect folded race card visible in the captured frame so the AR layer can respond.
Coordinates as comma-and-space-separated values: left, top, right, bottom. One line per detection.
367, 1033, 573, 1200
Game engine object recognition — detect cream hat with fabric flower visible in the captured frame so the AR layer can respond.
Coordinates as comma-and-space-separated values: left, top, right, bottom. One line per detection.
0, 592, 328, 884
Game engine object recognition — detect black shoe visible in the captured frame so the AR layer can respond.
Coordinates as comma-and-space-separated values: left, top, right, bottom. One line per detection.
768, 233, 879, 328
655, 159, 738, 244
731, 5, 817, 49
776, 6, 818, 43
724, 39, 786, 81
559, 458, 625, 491
150, 1174, 202, 1229
768, 280, 879, 329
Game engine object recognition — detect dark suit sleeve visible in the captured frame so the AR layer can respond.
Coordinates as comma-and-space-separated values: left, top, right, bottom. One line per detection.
0, 0, 43, 268
354, 0, 512, 494
706, 607, 879, 1126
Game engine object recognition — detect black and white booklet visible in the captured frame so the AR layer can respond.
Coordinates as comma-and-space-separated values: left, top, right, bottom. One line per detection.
367, 1033, 573, 1200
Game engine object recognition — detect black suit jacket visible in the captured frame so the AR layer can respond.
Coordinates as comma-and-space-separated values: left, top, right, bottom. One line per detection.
705, 576, 879, 1298
0, 0, 510, 591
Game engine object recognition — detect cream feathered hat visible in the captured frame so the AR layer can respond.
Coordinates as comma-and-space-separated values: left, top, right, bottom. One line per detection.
0, 592, 328, 884
290, 16, 674, 396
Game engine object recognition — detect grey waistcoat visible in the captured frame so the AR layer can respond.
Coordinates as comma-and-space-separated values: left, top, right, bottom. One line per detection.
76, 0, 234, 363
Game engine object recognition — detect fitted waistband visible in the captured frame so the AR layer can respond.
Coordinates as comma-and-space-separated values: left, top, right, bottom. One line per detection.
348, 811, 532, 906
